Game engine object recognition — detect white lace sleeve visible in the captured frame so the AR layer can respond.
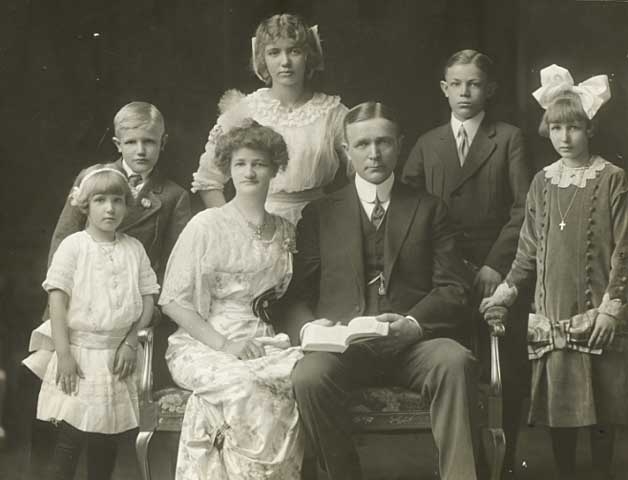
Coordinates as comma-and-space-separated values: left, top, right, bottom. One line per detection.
158, 215, 213, 320
137, 243, 160, 296
42, 234, 79, 296
191, 123, 229, 193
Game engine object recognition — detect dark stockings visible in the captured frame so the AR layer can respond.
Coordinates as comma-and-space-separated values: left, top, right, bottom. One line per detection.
550, 427, 577, 478
47, 421, 119, 480
590, 425, 615, 478
550, 425, 615, 479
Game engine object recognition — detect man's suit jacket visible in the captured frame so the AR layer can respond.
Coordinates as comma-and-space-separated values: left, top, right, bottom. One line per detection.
401, 118, 530, 276
286, 180, 471, 342
48, 159, 192, 283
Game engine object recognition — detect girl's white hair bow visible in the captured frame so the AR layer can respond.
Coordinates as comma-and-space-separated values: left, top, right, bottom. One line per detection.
532, 64, 611, 119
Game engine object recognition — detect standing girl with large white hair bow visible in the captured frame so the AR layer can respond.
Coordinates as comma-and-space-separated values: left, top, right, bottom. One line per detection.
481, 64, 628, 480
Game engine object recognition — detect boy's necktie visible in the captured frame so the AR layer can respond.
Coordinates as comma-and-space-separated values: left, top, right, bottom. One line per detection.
371, 195, 385, 230
457, 124, 469, 166
128, 174, 142, 197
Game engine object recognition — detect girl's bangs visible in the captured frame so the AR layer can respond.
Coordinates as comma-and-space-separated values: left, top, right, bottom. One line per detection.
85, 172, 129, 197
545, 97, 587, 125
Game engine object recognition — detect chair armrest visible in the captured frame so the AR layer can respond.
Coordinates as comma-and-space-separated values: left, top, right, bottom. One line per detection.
137, 327, 154, 403
484, 306, 506, 429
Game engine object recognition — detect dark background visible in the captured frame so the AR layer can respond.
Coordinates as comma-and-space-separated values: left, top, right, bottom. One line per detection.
2, 0, 628, 443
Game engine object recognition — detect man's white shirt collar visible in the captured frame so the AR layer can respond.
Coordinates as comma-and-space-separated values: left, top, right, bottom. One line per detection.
355, 173, 394, 219
355, 172, 394, 205
450, 110, 485, 147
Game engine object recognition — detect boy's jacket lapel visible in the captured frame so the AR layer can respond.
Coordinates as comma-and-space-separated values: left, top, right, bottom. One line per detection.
120, 173, 164, 231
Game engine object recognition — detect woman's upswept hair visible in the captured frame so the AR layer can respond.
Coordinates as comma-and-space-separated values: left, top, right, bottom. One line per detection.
214, 119, 289, 176
73, 163, 133, 212
252, 13, 323, 85
538, 91, 595, 137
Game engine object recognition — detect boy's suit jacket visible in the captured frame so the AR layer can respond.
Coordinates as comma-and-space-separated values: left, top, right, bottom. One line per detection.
285, 180, 471, 343
401, 118, 530, 276
48, 159, 192, 282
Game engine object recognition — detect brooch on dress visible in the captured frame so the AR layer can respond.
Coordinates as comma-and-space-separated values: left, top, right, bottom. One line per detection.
282, 230, 298, 253
140, 198, 152, 209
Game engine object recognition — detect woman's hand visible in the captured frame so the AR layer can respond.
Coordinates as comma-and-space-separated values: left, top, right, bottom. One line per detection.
223, 339, 266, 360
114, 343, 137, 379
56, 351, 84, 395
588, 313, 618, 349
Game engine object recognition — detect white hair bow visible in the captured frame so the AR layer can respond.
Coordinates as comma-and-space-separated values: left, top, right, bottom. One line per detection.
532, 64, 611, 119
251, 25, 324, 83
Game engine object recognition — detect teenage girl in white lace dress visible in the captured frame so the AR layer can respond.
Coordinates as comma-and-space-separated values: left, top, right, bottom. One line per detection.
161, 120, 304, 479
191, 13, 347, 225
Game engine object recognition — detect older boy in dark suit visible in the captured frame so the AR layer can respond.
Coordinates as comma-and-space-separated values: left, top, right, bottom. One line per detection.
402, 50, 531, 478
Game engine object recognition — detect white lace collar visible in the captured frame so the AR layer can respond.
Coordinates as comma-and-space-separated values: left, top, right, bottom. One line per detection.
543, 155, 607, 188
247, 88, 341, 127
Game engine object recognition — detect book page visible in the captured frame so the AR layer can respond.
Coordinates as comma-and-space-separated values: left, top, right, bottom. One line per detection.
301, 324, 350, 353
346, 316, 389, 343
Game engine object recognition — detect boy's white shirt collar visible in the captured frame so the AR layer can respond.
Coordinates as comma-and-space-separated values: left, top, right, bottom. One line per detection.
121, 159, 152, 182
450, 110, 485, 146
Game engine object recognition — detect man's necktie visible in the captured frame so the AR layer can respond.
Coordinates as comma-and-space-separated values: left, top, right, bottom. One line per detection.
371, 195, 385, 230
457, 124, 469, 166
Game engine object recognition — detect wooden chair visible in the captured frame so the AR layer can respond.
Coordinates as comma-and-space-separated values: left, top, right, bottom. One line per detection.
135, 308, 506, 480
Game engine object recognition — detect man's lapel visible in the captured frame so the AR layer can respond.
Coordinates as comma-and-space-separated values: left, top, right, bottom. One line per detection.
383, 183, 419, 287
452, 119, 497, 191
333, 184, 365, 299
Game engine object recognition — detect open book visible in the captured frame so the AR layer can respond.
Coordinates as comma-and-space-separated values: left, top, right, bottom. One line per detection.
301, 316, 389, 353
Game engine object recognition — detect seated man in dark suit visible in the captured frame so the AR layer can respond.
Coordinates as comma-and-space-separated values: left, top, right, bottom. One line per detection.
287, 102, 478, 480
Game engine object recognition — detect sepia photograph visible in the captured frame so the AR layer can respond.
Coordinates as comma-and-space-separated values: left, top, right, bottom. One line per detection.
2, 0, 628, 479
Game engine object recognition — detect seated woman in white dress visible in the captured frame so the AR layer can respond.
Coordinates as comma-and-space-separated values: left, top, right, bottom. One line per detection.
160, 120, 303, 480
192, 13, 348, 225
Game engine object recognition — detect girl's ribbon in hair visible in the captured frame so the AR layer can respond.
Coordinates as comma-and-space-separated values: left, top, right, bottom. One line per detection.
69, 168, 127, 206
251, 25, 324, 82
532, 64, 611, 119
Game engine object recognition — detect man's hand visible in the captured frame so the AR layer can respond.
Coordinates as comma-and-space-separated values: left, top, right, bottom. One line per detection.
370, 313, 422, 354
474, 265, 502, 299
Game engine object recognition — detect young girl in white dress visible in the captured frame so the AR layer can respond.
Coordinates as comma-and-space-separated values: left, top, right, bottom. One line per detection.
192, 13, 348, 225
161, 120, 303, 479
481, 65, 628, 480
24, 165, 159, 480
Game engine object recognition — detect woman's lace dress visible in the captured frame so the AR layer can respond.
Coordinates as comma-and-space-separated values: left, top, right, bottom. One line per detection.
159, 204, 303, 479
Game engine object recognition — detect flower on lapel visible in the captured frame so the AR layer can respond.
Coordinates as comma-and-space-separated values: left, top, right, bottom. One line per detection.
140, 197, 152, 209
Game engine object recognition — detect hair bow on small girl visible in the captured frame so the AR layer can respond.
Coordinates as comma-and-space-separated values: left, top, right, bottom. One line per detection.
532, 64, 611, 119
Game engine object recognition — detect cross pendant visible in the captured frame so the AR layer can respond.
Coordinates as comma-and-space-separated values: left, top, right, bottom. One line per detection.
559, 220, 566, 231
